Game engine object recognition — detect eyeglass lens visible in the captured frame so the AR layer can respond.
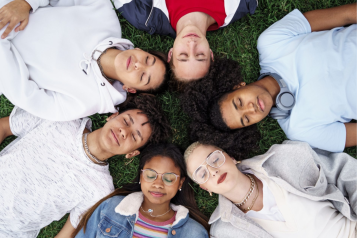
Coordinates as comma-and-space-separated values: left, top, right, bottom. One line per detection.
142, 169, 177, 186
194, 151, 225, 184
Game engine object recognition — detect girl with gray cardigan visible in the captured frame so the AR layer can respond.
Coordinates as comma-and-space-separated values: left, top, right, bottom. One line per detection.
184, 140, 357, 238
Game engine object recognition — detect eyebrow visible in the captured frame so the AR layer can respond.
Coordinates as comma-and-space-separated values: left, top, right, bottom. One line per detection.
128, 114, 134, 124
206, 152, 213, 159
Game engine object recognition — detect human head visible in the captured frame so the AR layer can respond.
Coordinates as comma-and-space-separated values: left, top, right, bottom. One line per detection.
180, 58, 261, 160
167, 25, 214, 83
73, 143, 209, 236
115, 49, 170, 94
184, 142, 242, 195
99, 94, 172, 158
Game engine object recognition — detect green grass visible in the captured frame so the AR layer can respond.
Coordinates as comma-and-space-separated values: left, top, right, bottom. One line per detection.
0, 0, 355, 236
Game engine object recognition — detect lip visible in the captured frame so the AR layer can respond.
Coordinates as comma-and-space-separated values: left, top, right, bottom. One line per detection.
257, 97, 265, 112
111, 129, 120, 146
217, 172, 227, 184
149, 191, 165, 197
126, 56, 131, 70
183, 33, 200, 38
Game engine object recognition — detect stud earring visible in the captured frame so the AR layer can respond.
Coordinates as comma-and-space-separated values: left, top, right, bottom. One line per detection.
179, 188, 182, 191
139, 181, 141, 184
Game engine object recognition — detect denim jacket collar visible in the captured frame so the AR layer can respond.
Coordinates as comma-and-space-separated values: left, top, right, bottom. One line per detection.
114, 192, 190, 227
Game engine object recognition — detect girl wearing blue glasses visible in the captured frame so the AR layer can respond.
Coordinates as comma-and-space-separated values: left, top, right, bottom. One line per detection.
73, 143, 209, 238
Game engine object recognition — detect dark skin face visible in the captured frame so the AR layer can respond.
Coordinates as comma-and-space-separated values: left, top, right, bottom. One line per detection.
140, 156, 185, 221
219, 79, 280, 129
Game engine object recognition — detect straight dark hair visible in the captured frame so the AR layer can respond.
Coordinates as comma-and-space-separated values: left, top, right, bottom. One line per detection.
73, 143, 209, 237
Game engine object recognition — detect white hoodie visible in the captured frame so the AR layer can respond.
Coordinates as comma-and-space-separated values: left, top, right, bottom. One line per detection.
0, 0, 134, 121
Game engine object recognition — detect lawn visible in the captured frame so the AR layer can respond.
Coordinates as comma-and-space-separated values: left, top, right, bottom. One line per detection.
0, 0, 356, 237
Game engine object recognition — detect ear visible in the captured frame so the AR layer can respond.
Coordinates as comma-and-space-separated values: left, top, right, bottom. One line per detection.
210, 49, 214, 62
167, 48, 173, 63
125, 150, 140, 159
106, 112, 119, 121
134, 48, 142, 51
232, 82, 246, 90
179, 177, 186, 188
122, 85, 136, 94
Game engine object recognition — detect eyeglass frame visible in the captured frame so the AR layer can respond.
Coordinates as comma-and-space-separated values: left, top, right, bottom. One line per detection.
192, 150, 226, 184
141, 169, 180, 186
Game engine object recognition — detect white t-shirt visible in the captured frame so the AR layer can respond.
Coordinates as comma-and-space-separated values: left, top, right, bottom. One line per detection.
257, 9, 357, 152
246, 171, 356, 238
0, 107, 114, 238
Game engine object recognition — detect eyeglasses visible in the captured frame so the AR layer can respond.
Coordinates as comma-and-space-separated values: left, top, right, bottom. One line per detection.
141, 169, 180, 186
192, 150, 226, 184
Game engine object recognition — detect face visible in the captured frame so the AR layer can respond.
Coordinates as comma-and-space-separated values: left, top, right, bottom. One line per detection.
140, 156, 185, 205
186, 144, 240, 195
100, 109, 152, 157
114, 48, 166, 92
219, 84, 273, 129
169, 25, 213, 80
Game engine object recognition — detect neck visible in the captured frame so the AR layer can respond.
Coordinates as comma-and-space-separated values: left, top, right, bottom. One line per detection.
99, 48, 123, 81
84, 130, 114, 161
222, 173, 263, 212
252, 76, 281, 106
141, 196, 175, 222
176, 12, 216, 36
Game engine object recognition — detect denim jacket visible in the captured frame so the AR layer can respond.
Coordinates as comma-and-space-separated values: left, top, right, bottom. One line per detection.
209, 141, 357, 237
75, 192, 208, 238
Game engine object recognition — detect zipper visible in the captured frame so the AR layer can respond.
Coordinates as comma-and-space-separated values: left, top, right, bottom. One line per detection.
145, 1, 155, 27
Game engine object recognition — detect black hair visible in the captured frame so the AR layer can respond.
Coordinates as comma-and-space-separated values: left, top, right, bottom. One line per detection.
180, 58, 260, 160
117, 94, 172, 149
139, 50, 170, 94
73, 143, 209, 236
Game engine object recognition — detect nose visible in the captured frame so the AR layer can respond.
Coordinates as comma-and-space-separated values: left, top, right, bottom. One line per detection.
119, 127, 128, 139
242, 102, 256, 114
134, 61, 145, 70
152, 175, 164, 188
207, 165, 219, 177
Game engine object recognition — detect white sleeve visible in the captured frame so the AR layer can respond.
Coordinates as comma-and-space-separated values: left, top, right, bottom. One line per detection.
9, 107, 43, 137
286, 122, 346, 153
25, 0, 96, 12
257, 9, 311, 61
25, 0, 49, 12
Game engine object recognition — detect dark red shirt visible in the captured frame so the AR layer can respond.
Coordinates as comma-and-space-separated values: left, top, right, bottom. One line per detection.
165, 0, 226, 31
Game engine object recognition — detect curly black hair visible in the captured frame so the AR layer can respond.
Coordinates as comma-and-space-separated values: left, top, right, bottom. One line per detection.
180, 58, 260, 160
118, 94, 172, 148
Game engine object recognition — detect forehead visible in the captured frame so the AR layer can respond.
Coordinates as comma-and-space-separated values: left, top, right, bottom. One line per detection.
174, 60, 210, 80
186, 145, 217, 173
143, 156, 180, 174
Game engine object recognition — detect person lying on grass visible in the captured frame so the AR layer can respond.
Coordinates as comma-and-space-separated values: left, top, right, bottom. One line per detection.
182, 3, 357, 152
73, 143, 209, 238
0, 0, 169, 121
114, 0, 257, 86
0, 94, 171, 238
184, 140, 357, 238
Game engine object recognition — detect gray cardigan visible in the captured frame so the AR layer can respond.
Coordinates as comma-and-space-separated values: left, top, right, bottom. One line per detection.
209, 140, 357, 238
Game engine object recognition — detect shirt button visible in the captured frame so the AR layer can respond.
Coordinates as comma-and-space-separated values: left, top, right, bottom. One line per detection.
171, 230, 176, 235
105, 228, 111, 233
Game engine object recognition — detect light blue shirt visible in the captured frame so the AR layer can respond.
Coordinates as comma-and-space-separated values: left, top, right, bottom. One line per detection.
257, 9, 357, 152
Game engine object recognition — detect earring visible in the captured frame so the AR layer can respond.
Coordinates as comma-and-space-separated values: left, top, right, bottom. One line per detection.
233, 160, 241, 165
139, 181, 141, 184
209, 191, 212, 197
179, 188, 182, 191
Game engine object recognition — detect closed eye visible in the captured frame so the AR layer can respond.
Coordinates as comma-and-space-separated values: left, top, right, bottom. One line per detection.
124, 119, 128, 126
239, 98, 242, 107
146, 56, 148, 64
141, 73, 144, 82
245, 116, 249, 124
202, 170, 207, 179
132, 134, 136, 142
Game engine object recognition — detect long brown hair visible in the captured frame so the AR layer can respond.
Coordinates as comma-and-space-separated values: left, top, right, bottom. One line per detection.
73, 143, 210, 237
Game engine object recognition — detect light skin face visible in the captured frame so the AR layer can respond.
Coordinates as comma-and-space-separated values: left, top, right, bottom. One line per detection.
186, 144, 240, 195
99, 109, 152, 158
114, 48, 166, 93
168, 25, 213, 80
140, 156, 185, 218
220, 83, 274, 129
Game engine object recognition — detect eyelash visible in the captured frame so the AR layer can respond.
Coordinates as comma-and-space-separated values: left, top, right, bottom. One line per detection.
239, 98, 242, 107
124, 119, 128, 126
146, 56, 148, 64
132, 134, 136, 141
245, 116, 249, 123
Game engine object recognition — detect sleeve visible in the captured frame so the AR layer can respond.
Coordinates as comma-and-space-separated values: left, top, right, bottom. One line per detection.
25, 0, 97, 13
9, 106, 44, 137
257, 9, 311, 61
314, 149, 357, 219
25, 0, 49, 12
284, 122, 346, 153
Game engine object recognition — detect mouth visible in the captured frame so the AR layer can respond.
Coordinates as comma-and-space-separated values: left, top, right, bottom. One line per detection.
217, 172, 227, 184
257, 97, 265, 112
149, 191, 165, 197
183, 33, 200, 38
111, 129, 120, 146
126, 56, 131, 70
